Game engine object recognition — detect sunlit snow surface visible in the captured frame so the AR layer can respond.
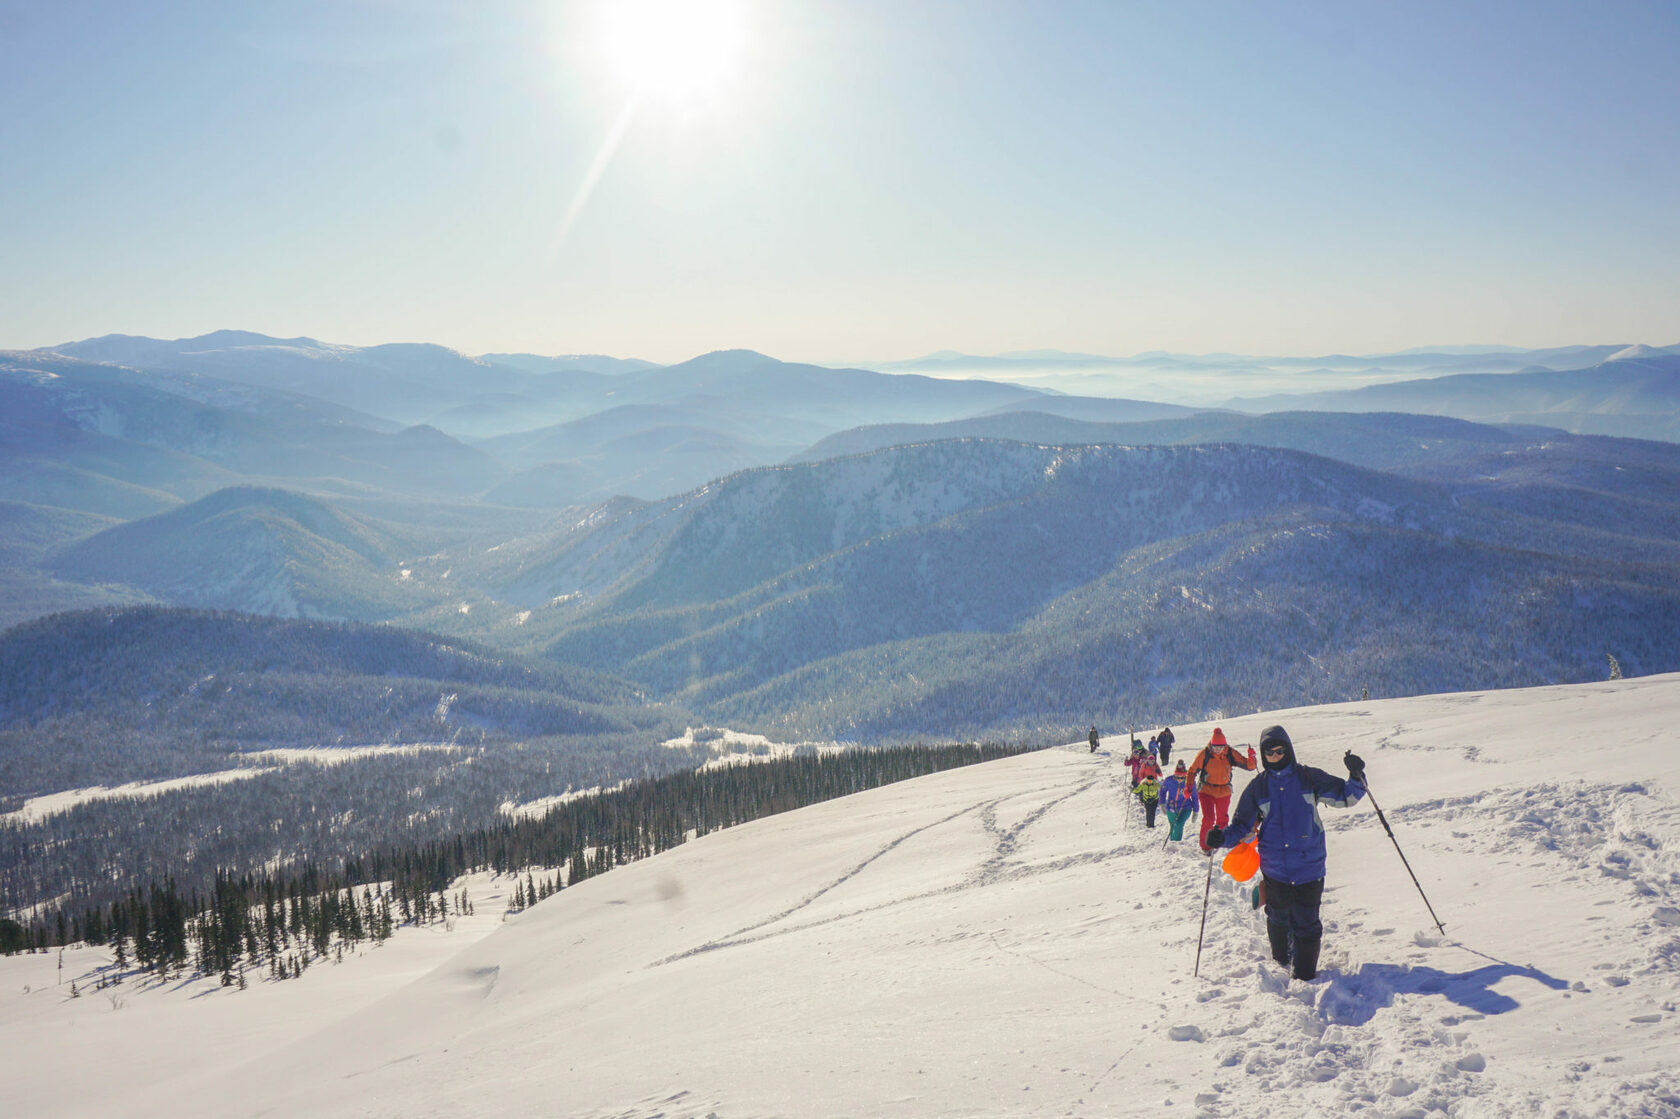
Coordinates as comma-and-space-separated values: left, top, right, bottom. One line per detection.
5, 676, 1680, 1117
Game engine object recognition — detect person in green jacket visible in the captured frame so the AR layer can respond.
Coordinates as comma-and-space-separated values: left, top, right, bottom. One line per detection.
1135, 774, 1162, 829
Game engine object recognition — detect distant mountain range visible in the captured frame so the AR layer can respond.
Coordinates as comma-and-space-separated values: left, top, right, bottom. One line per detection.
866, 343, 1677, 378
857, 343, 1680, 418
7, 329, 1680, 748
1226, 351, 1680, 442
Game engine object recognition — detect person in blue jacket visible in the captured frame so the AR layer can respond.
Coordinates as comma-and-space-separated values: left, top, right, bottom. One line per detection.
1205, 725, 1366, 981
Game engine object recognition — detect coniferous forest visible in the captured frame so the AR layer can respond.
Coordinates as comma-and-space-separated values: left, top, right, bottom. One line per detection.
1, 742, 1037, 972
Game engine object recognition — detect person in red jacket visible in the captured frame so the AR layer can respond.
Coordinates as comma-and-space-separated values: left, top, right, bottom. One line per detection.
1125, 742, 1149, 789
1183, 728, 1256, 851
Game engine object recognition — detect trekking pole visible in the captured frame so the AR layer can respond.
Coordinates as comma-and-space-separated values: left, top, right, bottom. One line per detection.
1363, 779, 1447, 936
1193, 846, 1216, 978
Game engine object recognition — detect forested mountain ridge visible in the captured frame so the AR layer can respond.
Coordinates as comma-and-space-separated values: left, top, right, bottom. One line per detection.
1, 349, 504, 498
0, 606, 718, 920
45, 333, 537, 428
429, 436, 1680, 740
703, 508, 1680, 740
47, 486, 439, 621
0, 607, 687, 796
792, 409, 1531, 469
481, 439, 1439, 613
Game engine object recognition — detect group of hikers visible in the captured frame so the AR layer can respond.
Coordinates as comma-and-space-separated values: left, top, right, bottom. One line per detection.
1089, 722, 1368, 982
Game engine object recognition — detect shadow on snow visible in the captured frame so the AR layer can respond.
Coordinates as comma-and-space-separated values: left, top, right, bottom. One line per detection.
1318, 961, 1569, 1026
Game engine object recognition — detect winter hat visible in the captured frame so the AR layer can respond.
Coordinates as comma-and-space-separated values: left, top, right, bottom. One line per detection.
1208, 727, 1228, 747
1174, 760, 1187, 772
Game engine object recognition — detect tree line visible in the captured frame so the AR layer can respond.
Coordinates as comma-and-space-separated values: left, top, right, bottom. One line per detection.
2, 742, 1039, 972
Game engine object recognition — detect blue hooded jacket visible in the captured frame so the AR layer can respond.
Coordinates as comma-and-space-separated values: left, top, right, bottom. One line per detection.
1215, 725, 1366, 884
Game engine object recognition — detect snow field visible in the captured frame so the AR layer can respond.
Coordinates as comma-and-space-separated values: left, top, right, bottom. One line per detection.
2, 675, 1679, 1117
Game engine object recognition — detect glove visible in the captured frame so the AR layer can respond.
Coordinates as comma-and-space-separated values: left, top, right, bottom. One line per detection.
1247, 746, 1257, 765
1205, 827, 1225, 848
1344, 751, 1366, 780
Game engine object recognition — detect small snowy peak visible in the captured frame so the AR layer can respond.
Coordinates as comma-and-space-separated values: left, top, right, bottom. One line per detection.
1604, 344, 1665, 363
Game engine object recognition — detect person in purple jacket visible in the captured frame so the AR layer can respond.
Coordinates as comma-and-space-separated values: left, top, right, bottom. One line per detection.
1205, 725, 1366, 981
1160, 760, 1198, 842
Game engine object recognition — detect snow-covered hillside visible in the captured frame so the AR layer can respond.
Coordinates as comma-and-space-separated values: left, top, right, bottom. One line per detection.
6, 675, 1680, 1117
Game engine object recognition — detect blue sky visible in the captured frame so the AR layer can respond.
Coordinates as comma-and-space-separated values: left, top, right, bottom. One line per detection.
2, 0, 1677, 362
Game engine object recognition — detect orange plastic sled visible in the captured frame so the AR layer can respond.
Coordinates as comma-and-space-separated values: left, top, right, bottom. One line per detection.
1222, 838, 1260, 883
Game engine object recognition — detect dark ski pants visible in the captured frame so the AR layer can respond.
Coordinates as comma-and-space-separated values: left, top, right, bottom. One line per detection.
1142, 800, 1158, 828
1159, 744, 1172, 767
1262, 875, 1325, 978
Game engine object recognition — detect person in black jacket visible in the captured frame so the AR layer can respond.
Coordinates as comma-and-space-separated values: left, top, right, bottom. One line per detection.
1156, 726, 1175, 767
1206, 725, 1366, 981
1088, 726, 1100, 753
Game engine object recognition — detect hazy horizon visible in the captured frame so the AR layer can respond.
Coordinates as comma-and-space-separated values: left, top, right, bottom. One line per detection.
14, 329, 1676, 371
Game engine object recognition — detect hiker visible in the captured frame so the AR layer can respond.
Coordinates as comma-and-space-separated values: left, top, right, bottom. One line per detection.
1205, 725, 1367, 981
1139, 756, 1162, 785
1184, 728, 1256, 851
1135, 773, 1162, 828
1126, 742, 1149, 788
1160, 760, 1198, 841
1089, 726, 1100, 753
1147, 735, 1159, 760
1157, 726, 1176, 767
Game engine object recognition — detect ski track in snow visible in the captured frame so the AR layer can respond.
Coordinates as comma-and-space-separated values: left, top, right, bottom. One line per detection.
653, 777, 1112, 967
639, 741, 1680, 1117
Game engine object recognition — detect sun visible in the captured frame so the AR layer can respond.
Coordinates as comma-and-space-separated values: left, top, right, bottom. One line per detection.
601, 0, 749, 105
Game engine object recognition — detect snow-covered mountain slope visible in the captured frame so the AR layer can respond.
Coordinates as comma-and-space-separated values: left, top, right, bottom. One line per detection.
6, 674, 1680, 1117
472, 437, 1680, 738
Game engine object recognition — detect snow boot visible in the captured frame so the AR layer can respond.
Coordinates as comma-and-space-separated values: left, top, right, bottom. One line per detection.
1267, 922, 1291, 969
1292, 936, 1321, 981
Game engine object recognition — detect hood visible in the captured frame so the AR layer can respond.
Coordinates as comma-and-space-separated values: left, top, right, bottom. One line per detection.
1258, 724, 1297, 772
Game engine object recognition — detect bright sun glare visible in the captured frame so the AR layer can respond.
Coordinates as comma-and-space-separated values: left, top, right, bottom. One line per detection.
601, 0, 749, 104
